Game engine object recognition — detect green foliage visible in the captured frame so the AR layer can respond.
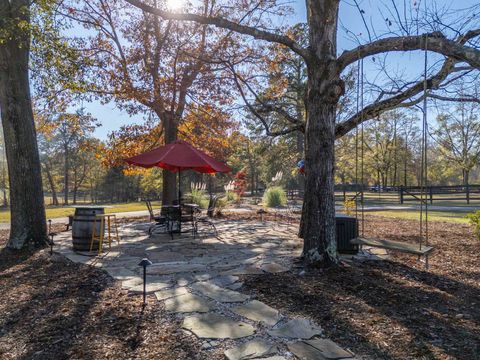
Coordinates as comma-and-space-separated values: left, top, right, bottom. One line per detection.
189, 189, 209, 209
139, 168, 162, 199
466, 210, 480, 240
344, 199, 356, 216
263, 186, 287, 208
215, 196, 228, 216
225, 191, 236, 203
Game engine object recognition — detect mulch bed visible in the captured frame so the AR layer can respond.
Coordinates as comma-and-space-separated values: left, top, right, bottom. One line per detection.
1, 216, 479, 359
242, 216, 480, 360
0, 225, 212, 360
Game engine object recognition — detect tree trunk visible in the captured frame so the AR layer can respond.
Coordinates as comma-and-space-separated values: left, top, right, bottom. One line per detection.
463, 169, 469, 186
299, 0, 341, 266
1, 163, 8, 206
296, 93, 306, 193
63, 145, 69, 205
162, 113, 177, 204
392, 118, 398, 186
44, 162, 59, 206
250, 169, 255, 196
296, 130, 305, 193
72, 167, 77, 204
0, 0, 47, 249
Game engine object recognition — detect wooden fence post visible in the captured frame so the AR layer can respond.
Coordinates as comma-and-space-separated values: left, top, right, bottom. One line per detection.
399, 186, 404, 204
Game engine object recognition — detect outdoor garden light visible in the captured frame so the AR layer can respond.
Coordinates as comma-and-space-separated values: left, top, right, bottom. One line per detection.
257, 209, 267, 222
47, 219, 55, 255
138, 258, 153, 305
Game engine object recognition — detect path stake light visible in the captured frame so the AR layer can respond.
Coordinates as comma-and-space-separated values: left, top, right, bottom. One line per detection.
47, 219, 55, 255
138, 258, 153, 305
257, 209, 267, 222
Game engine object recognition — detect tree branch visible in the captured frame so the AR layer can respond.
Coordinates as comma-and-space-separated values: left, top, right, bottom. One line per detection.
335, 57, 457, 138
124, 0, 313, 64
338, 30, 480, 71
228, 62, 302, 137
428, 93, 480, 103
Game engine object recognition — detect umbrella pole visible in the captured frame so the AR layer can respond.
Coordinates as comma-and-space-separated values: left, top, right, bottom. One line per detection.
178, 171, 181, 204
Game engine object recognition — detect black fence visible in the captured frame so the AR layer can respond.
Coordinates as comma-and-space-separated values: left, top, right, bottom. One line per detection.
399, 185, 480, 204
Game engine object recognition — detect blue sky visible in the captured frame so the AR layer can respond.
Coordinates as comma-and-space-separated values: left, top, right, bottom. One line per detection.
81, 0, 477, 139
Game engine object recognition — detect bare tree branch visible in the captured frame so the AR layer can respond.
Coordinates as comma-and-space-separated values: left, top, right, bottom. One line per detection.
124, 0, 313, 63
428, 93, 480, 103
228, 62, 303, 137
335, 57, 457, 138
338, 30, 480, 70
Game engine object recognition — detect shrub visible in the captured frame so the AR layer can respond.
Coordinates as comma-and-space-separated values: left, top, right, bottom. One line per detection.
189, 189, 209, 209
344, 199, 356, 216
215, 196, 228, 216
233, 171, 247, 200
466, 210, 480, 241
263, 186, 287, 208
225, 191, 236, 203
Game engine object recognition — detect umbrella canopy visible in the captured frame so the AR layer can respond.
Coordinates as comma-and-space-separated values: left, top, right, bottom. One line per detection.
124, 140, 231, 174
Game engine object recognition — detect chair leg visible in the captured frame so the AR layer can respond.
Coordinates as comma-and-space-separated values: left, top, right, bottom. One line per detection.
211, 222, 218, 237
113, 215, 120, 244
90, 219, 96, 252
169, 221, 174, 240
98, 217, 105, 256
107, 216, 112, 250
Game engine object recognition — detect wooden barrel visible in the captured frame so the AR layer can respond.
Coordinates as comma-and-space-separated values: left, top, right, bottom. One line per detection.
72, 207, 105, 251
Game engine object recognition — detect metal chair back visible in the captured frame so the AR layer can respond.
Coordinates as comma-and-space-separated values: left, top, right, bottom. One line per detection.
207, 195, 219, 218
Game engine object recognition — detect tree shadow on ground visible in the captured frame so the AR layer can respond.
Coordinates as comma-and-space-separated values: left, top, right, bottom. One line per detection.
0, 248, 205, 360
243, 259, 480, 360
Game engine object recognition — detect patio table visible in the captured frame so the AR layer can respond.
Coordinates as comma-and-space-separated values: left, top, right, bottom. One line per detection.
182, 203, 200, 212
161, 204, 199, 235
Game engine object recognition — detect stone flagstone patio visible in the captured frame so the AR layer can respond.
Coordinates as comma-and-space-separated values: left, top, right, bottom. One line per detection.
53, 219, 356, 360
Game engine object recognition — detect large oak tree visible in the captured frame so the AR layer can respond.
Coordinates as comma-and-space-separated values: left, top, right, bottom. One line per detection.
58, 0, 237, 204
127, 0, 480, 265
0, 0, 47, 249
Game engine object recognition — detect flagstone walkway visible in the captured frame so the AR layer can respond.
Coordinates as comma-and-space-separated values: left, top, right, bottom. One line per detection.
53, 220, 356, 360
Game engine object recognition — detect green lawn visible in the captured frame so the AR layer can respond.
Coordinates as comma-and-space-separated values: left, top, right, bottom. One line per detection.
0, 201, 160, 223
365, 209, 472, 224
0, 196, 476, 225
336, 191, 480, 207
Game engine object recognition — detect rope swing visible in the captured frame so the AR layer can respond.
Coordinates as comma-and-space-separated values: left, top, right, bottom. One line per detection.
350, 38, 434, 269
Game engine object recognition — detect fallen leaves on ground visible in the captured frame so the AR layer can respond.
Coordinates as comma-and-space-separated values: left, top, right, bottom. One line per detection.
0, 225, 213, 360
242, 216, 480, 360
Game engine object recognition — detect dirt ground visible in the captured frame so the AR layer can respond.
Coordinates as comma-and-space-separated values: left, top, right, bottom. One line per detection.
242, 216, 480, 360
0, 225, 211, 360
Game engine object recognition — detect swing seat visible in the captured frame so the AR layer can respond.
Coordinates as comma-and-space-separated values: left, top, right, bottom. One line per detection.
351, 237, 434, 256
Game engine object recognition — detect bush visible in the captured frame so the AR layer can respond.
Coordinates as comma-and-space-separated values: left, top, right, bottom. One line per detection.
215, 196, 228, 216
189, 189, 209, 209
263, 186, 287, 208
225, 191, 236, 203
466, 210, 480, 241
344, 199, 356, 216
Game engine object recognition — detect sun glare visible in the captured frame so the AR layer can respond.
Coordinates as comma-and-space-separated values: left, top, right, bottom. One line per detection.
167, 0, 184, 11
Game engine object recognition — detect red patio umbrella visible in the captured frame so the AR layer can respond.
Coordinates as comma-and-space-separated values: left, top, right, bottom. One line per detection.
124, 140, 231, 201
